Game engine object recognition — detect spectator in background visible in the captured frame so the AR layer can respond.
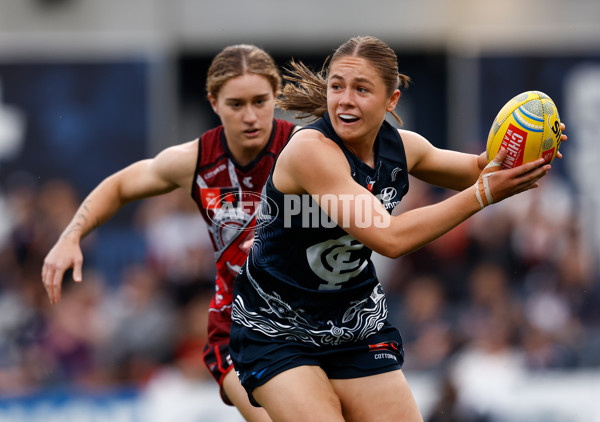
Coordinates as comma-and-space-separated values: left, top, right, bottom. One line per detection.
133, 190, 216, 287
99, 264, 178, 383
455, 261, 522, 350
392, 274, 455, 372
447, 262, 527, 419
41, 44, 298, 422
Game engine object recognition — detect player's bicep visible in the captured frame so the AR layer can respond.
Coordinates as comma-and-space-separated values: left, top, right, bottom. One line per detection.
402, 130, 479, 190
115, 143, 195, 201
108, 160, 172, 202
150, 141, 199, 190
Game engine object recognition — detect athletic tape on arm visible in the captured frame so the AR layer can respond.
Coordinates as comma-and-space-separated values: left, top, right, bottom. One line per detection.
474, 157, 502, 209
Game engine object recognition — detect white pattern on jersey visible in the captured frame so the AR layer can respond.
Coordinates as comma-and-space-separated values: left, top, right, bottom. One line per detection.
231, 261, 387, 347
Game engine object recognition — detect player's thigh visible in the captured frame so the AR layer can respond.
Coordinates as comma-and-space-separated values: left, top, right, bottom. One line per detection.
222, 370, 273, 422
331, 370, 423, 422
252, 365, 345, 422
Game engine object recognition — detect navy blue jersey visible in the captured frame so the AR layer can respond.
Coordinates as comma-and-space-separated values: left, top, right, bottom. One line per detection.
231, 113, 409, 346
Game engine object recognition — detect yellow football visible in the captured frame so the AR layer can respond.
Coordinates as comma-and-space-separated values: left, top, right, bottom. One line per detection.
486, 91, 562, 168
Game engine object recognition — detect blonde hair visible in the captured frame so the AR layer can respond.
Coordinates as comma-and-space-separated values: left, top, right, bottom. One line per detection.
276, 36, 410, 124
205, 44, 282, 99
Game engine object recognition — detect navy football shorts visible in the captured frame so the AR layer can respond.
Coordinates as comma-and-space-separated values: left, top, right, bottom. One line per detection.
230, 322, 404, 407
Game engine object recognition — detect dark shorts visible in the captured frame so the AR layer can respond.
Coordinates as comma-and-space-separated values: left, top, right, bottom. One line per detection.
229, 322, 404, 407
202, 291, 235, 406
202, 341, 234, 405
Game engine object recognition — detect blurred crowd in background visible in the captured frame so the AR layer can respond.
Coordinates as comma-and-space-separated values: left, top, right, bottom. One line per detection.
0, 158, 598, 419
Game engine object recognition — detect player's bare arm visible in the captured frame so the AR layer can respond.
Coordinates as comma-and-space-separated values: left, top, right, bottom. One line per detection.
276, 131, 470, 257
42, 139, 199, 304
400, 129, 483, 191
278, 131, 549, 260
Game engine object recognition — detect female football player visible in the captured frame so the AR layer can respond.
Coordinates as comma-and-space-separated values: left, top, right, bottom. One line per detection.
42, 44, 298, 422
229, 35, 567, 422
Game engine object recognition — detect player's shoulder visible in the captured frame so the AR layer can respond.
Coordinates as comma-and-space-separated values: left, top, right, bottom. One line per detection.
153, 139, 199, 179
150, 139, 198, 186
281, 128, 348, 174
397, 128, 425, 142
161, 138, 199, 158
289, 127, 339, 151
274, 128, 350, 194
397, 128, 434, 154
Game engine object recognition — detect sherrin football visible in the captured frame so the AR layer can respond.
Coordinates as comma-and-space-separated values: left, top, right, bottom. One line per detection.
486, 91, 562, 168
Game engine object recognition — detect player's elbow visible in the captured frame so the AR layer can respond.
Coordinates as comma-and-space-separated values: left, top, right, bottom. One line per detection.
371, 238, 412, 260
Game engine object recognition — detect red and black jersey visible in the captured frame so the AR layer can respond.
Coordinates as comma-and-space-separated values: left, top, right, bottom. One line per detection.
191, 118, 296, 318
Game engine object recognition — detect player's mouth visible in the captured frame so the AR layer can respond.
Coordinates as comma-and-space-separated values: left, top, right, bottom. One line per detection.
338, 113, 359, 123
243, 128, 261, 137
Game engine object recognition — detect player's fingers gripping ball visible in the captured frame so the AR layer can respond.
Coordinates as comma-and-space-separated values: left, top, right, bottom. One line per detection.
474, 151, 504, 209
486, 91, 562, 168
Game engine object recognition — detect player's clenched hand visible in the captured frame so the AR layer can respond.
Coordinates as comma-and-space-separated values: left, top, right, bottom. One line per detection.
41, 236, 83, 304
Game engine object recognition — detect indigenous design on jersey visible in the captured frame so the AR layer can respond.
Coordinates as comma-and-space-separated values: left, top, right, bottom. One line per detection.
232, 112, 409, 346
190, 118, 296, 343
232, 260, 388, 346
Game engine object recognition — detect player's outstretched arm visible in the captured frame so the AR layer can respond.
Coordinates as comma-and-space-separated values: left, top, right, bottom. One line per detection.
41, 140, 198, 304
278, 132, 551, 260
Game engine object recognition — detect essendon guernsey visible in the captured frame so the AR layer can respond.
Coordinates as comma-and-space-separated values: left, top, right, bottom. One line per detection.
191, 118, 296, 340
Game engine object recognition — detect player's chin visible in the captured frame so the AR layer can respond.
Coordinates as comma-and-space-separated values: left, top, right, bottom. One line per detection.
333, 119, 362, 136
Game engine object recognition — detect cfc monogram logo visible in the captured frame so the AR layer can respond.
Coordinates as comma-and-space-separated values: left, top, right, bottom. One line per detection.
306, 235, 368, 290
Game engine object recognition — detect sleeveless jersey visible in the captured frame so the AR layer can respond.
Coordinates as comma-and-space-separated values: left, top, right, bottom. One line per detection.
232, 112, 409, 346
191, 118, 296, 341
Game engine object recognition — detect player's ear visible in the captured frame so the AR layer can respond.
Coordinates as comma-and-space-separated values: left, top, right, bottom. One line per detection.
208, 93, 218, 113
386, 89, 401, 112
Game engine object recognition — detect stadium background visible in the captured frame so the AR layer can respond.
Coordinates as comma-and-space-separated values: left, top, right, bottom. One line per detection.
0, 0, 599, 420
